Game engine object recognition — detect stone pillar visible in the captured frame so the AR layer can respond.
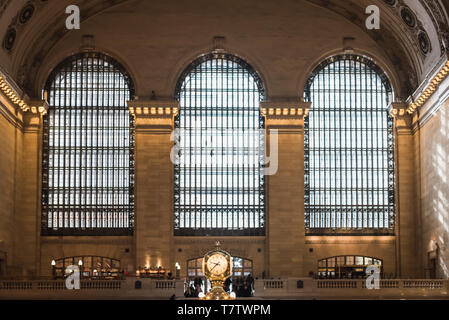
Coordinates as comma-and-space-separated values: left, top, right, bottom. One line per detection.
389, 102, 420, 278
129, 100, 179, 273
262, 102, 310, 278
14, 101, 47, 278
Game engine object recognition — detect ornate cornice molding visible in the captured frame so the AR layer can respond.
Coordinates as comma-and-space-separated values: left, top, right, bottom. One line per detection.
0, 72, 47, 115
407, 54, 449, 114
389, 101, 414, 135
128, 100, 179, 119
260, 101, 311, 120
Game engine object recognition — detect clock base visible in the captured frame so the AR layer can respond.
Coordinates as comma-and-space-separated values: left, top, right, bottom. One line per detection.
200, 286, 235, 300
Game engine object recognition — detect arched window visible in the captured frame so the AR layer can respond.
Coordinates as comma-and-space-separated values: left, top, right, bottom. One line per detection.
52, 256, 121, 279
41, 52, 135, 235
174, 53, 265, 236
304, 54, 395, 235
317, 255, 383, 279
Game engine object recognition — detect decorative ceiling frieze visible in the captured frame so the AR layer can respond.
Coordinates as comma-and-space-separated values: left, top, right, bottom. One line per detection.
2, 0, 49, 53
0, 0, 447, 102
382, 0, 432, 58
0, 0, 13, 19
15, 0, 131, 95
418, 0, 449, 55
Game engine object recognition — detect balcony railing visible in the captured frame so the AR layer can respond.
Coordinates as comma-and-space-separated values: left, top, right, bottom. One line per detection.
0, 278, 447, 299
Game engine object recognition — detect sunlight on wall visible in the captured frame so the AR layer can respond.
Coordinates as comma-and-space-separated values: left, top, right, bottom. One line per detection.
422, 102, 449, 278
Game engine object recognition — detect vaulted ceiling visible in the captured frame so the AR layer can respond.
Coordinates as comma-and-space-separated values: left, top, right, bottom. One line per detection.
0, 0, 448, 100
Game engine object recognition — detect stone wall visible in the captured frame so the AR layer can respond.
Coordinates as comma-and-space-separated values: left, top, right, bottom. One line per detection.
0, 96, 22, 274
419, 78, 449, 278
0, 0, 434, 280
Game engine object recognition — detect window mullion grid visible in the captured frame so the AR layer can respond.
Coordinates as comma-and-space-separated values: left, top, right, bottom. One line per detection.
340, 58, 346, 230
194, 62, 198, 231
220, 57, 224, 231
334, 59, 339, 229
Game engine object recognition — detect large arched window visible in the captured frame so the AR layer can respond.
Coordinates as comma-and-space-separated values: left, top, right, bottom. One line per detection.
41, 52, 135, 235
174, 53, 265, 236
304, 54, 395, 235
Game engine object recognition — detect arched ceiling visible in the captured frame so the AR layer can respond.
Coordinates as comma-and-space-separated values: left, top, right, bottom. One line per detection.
0, 0, 448, 100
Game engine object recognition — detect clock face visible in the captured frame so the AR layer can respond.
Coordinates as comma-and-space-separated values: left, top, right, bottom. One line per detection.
206, 254, 229, 276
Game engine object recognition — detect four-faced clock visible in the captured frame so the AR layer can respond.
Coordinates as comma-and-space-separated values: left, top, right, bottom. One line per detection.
206, 253, 229, 276
200, 242, 235, 300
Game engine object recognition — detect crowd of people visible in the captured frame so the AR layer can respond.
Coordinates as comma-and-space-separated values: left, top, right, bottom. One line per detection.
184, 274, 255, 298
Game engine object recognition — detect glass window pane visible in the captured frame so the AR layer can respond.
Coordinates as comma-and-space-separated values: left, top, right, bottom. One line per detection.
174, 53, 265, 236
42, 53, 134, 235
304, 55, 395, 234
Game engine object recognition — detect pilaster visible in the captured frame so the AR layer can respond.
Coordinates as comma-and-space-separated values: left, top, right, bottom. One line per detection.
262, 101, 310, 277
14, 99, 47, 278
129, 100, 179, 273
388, 102, 421, 278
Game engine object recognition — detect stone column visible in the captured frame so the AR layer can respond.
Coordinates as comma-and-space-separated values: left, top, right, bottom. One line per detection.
262, 101, 311, 278
14, 101, 47, 278
129, 100, 179, 273
389, 102, 420, 278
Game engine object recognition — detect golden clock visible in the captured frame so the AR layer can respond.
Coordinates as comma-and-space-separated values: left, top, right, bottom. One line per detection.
200, 241, 235, 300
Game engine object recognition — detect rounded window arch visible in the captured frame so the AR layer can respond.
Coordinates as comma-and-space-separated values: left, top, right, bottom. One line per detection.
317, 255, 383, 279
52, 256, 121, 279
304, 54, 395, 235
173, 52, 266, 236
41, 52, 135, 235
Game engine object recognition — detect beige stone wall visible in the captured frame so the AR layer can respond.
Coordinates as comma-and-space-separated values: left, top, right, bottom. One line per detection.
0, 0, 430, 280
393, 109, 421, 278
419, 93, 449, 279
133, 110, 175, 273
0, 97, 22, 273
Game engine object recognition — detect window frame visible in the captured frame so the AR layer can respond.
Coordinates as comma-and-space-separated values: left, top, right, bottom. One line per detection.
41, 52, 135, 236
173, 52, 266, 236
304, 54, 395, 236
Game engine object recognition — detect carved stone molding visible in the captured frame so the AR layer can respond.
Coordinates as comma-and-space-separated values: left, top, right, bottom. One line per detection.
407, 54, 449, 114
418, 0, 449, 55
2, 0, 49, 53
0, 71, 47, 116
389, 101, 413, 135
128, 100, 179, 119
260, 101, 311, 120
382, 0, 432, 59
